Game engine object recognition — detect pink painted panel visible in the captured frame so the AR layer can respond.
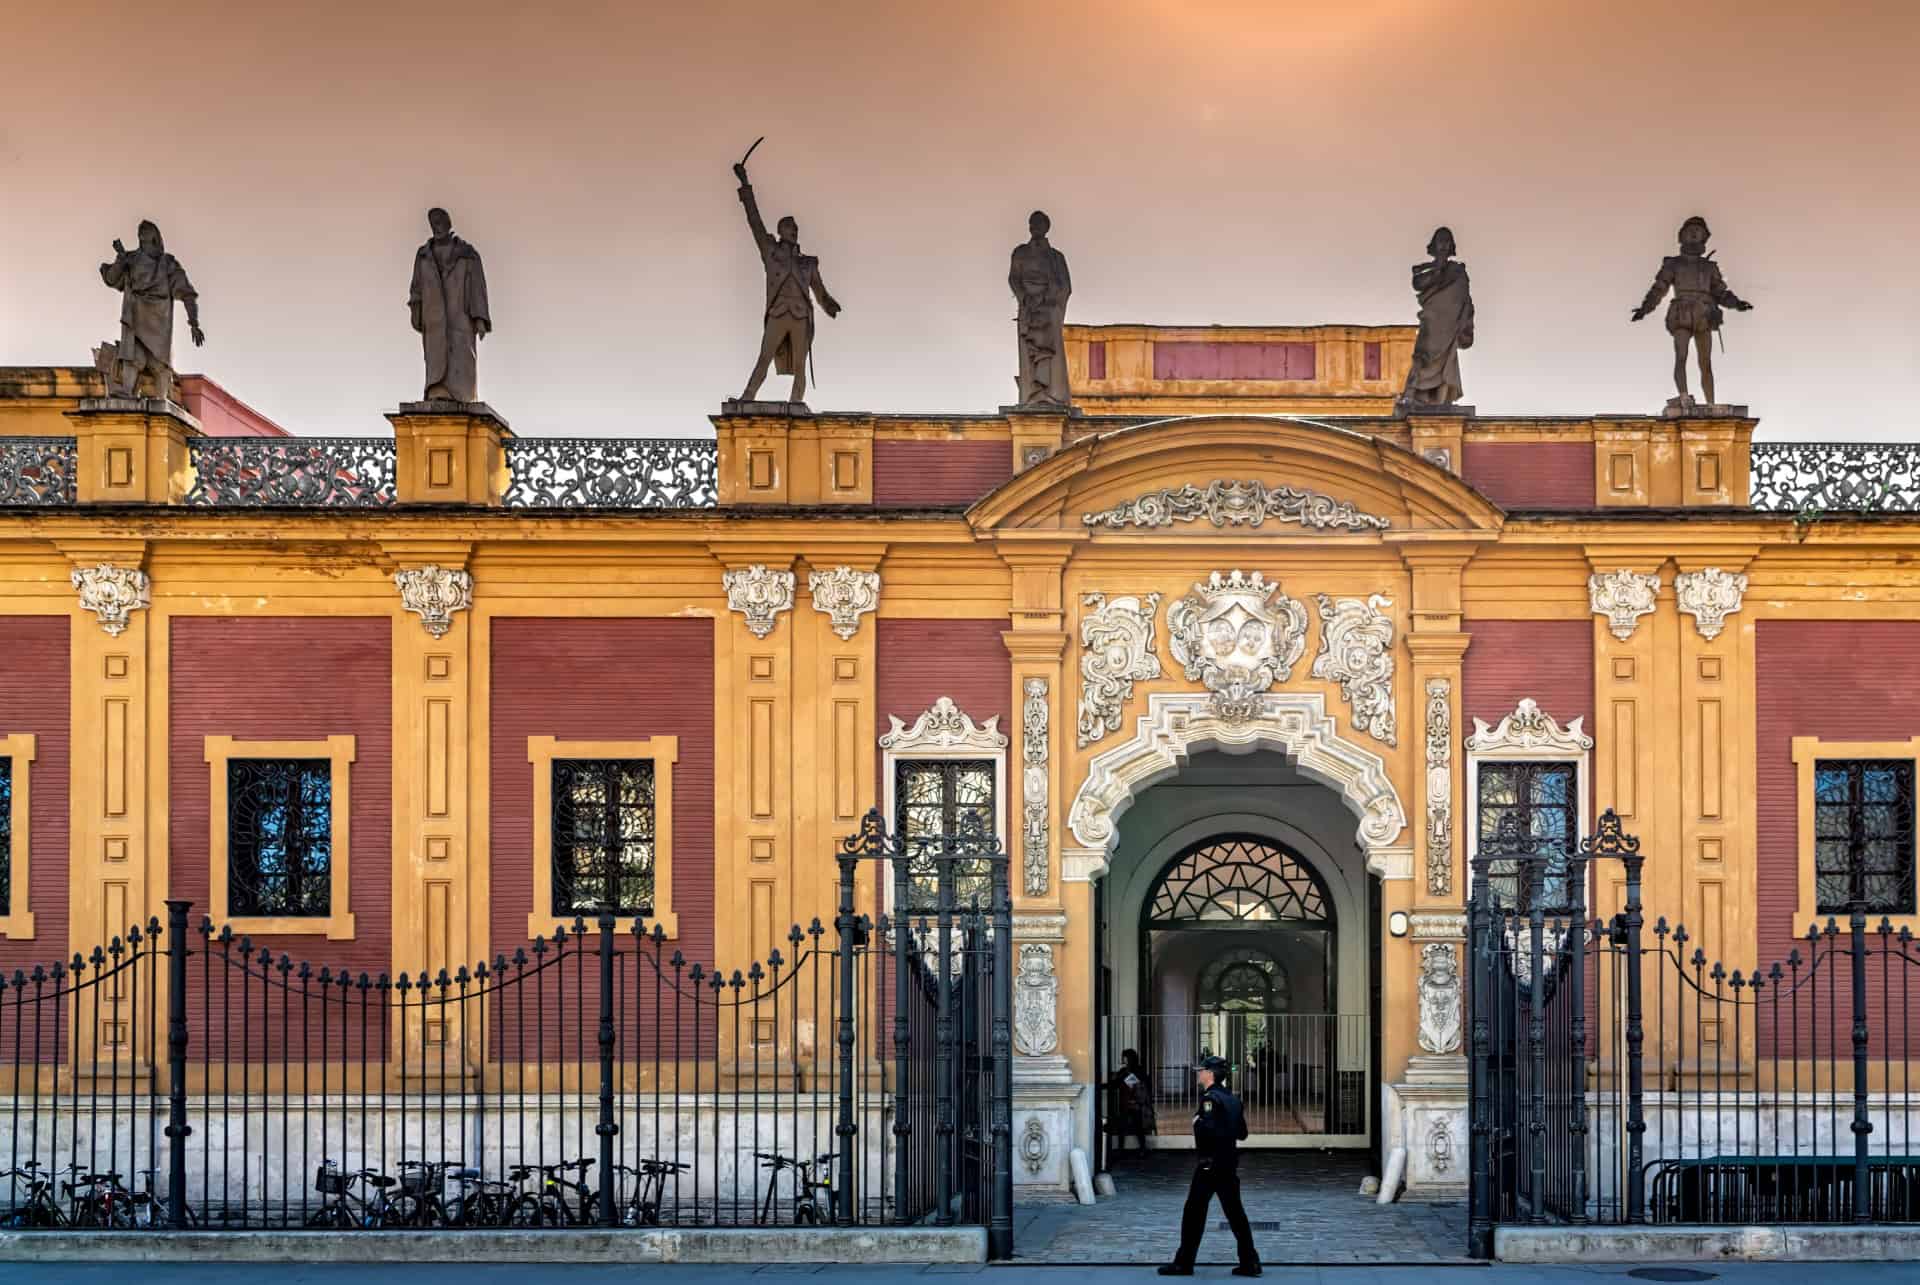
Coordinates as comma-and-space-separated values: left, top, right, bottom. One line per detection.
1364, 343, 1382, 381
1087, 341, 1107, 381
1152, 342, 1315, 381
1460, 442, 1593, 509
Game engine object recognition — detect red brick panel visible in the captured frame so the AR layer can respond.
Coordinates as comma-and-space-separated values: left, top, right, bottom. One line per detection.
0, 617, 69, 979
1460, 442, 1594, 510
1462, 619, 1593, 734
1152, 341, 1315, 381
1363, 343, 1382, 381
1087, 341, 1107, 381
871, 440, 1012, 508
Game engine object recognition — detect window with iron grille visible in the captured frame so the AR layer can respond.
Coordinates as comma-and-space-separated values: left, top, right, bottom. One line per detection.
227, 758, 332, 918
893, 758, 995, 911
1475, 760, 1578, 911
0, 756, 11, 918
1814, 758, 1916, 915
551, 758, 656, 917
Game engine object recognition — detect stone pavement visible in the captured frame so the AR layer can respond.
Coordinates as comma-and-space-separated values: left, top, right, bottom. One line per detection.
1013, 1150, 1467, 1264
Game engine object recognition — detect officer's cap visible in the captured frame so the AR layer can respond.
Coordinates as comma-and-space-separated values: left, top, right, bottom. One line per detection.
1199, 1055, 1231, 1076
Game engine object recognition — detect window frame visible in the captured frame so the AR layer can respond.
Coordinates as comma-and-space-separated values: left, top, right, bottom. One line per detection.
1463, 698, 1593, 902
1792, 736, 1920, 930
527, 735, 677, 941
878, 698, 1008, 915
0, 734, 36, 939
205, 735, 356, 940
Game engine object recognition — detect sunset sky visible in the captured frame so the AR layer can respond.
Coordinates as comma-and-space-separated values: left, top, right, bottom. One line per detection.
3, 0, 1916, 439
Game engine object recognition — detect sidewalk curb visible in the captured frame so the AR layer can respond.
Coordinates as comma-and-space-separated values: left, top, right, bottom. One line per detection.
1497, 1224, 1920, 1262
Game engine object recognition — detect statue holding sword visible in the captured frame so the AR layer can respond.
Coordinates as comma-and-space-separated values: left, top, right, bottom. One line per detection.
732, 138, 841, 406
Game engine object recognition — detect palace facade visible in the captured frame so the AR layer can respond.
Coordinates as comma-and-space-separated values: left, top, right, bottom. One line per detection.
1, 320, 1915, 1199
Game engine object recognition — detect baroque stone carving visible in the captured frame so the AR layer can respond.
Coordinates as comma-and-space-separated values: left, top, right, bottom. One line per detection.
392, 564, 474, 639
1021, 1118, 1049, 1175
1428, 1116, 1455, 1175
1311, 593, 1397, 745
1013, 943, 1059, 1056
879, 696, 1008, 754
1022, 678, 1051, 897
1077, 591, 1163, 747
1424, 677, 1454, 897
1418, 942, 1462, 1055
1167, 571, 1309, 723
1674, 567, 1748, 641
807, 566, 880, 640
70, 564, 150, 638
1588, 569, 1661, 641
1464, 698, 1593, 755
1082, 480, 1391, 533
722, 564, 796, 639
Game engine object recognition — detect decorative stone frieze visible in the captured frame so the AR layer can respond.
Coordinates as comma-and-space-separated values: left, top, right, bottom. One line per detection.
1167, 571, 1309, 723
1082, 480, 1391, 532
70, 563, 150, 637
1417, 942, 1462, 1055
1021, 677, 1051, 897
722, 563, 796, 639
1464, 698, 1592, 755
1077, 591, 1162, 747
1311, 593, 1397, 745
1587, 568, 1661, 641
806, 565, 880, 640
1423, 677, 1454, 896
392, 564, 474, 639
878, 696, 1007, 753
1013, 943, 1059, 1056
1674, 566, 1748, 641
1409, 911, 1468, 940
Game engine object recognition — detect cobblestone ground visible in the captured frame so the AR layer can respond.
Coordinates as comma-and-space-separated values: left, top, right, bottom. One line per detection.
1013, 1150, 1468, 1265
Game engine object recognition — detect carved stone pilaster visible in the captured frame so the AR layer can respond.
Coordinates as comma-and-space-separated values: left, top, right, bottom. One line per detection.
392, 564, 474, 639
1077, 591, 1162, 747
807, 566, 880, 640
1587, 568, 1661, 641
1674, 566, 1748, 641
1021, 677, 1050, 897
1013, 942, 1059, 1056
722, 564, 796, 639
70, 563, 150, 637
1417, 941, 1462, 1055
1423, 677, 1454, 896
1311, 593, 1397, 745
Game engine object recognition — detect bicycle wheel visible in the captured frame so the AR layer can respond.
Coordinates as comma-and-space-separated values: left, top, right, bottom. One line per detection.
373, 1192, 424, 1229
305, 1203, 354, 1230
506, 1194, 546, 1227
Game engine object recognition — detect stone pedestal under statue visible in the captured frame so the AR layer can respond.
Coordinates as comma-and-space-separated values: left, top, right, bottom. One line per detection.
386, 400, 513, 506
63, 397, 200, 504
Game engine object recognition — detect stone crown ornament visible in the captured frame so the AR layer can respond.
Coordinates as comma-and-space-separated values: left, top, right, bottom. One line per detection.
1167, 571, 1308, 723
807, 566, 880, 640
722, 564, 797, 639
1465, 698, 1592, 754
71, 563, 151, 637
1588, 569, 1661, 641
1674, 567, 1748, 641
392, 564, 474, 639
1083, 479, 1391, 532
879, 696, 1008, 753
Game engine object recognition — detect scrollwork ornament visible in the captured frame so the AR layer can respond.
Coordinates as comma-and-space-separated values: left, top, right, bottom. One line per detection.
1429, 1116, 1455, 1175
1022, 677, 1051, 897
1418, 941, 1462, 1055
1013, 943, 1059, 1055
807, 566, 880, 640
1077, 591, 1163, 747
722, 564, 796, 639
392, 564, 474, 639
1424, 677, 1453, 896
1083, 480, 1391, 532
1310, 593, 1397, 745
1166, 571, 1308, 723
1021, 1118, 1049, 1175
1587, 569, 1661, 641
70, 563, 150, 637
1674, 566, 1748, 641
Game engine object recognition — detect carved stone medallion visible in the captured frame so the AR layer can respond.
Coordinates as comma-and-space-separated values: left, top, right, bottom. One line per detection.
392, 564, 474, 639
1587, 569, 1661, 641
1083, 480, 1391, 532
807, 565, 880, 640
1428, 1116, 1455, 1175
1674, 567, 1748, 641
1311, 593, 1397, 745
70, 563, 150, 637
1166, 571, 1308, 723
1013, 943, 1059, 1056
1424, 677, 1454, 897
722, 564, 796, 639
1022, 677, 1051, 897
1418, 941, 1462, 1055
1077, 591, 1163, 747
1021, 1118, 1049, 1174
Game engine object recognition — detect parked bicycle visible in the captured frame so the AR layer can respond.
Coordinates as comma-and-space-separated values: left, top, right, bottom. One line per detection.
391, 1160, 508, 1227
615, 1158, 688, 1226
754, 1150, 837, 1225
307, 1160, 409, 1229
1, 1162, 67, 1228
505, 1158, 596, 1227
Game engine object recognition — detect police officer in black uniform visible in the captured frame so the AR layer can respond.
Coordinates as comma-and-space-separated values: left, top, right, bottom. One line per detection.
1159, 1054, 1261, 1277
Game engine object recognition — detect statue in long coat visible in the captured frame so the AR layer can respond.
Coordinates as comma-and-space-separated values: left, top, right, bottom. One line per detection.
1009, 211, 1072, 407
409, 208, 491, 403
1398, 227, 1474, 410
97, 220, 203, 402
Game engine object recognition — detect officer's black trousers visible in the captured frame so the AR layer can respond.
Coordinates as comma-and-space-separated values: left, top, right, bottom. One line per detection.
1173, 1161, 1259, 1268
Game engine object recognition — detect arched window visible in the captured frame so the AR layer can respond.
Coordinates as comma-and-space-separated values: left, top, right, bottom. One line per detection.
1147, 836, 1331, 928
1197, 947, 1291, 1013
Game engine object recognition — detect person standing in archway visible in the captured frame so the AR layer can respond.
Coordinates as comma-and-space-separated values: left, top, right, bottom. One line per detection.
1160, 1055, 1260, 1277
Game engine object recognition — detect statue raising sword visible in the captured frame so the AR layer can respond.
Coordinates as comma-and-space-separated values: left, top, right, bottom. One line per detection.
732, 139, 841, 406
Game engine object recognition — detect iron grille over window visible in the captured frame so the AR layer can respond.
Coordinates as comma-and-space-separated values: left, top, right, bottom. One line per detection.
551, 759, 656, 917
1476, 760, 1578, 911
0, 757, 11, 917
228, 759, 332, 917
894, 758, 995, 911
1147, 837, 1329, 926
1814, 758, 1916, 915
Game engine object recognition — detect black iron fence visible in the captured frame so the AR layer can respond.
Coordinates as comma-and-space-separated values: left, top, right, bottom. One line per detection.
0, 811, 1013, 1255
1469, 809, 1920, 1256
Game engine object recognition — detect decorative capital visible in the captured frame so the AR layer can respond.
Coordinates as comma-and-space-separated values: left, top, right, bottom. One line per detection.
70, 563, 150, 637
1674, 566, 1748, 641
806, 566, 880, 640
392, 564, 474, 639
722, 564, 797, 639
879, 696, 1007, 753
1465, 698, 1592, 754
1587, 568, 1661, 641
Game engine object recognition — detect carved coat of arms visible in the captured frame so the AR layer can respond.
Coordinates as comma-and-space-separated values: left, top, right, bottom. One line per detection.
1166, 570, 1308, 722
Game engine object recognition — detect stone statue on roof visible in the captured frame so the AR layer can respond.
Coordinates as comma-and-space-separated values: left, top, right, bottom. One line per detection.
409, 207, 492, 404
1631, 215, 1753, 412
1397, 227, 1473, 412
1009, 211, 1072, 407
733, 144, 841, 407
96, 220, 203, 402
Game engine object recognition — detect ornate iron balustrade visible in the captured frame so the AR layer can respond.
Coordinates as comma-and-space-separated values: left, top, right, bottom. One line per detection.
503, 438, 717, 508
184, 438, 397, 507
0, 436, 77, 505
1750, 443, 1920, 512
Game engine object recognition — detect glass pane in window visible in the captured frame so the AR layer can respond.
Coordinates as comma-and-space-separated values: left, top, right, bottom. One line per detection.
1814, 758, 1915, 915
228, 759, 332, 918
552, 759, 655, 917
0, 757, 11, 917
